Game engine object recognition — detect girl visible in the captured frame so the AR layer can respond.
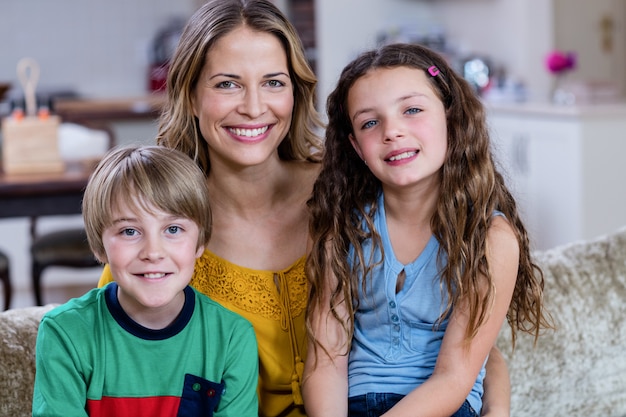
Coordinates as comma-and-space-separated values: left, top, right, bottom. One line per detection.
303, 43, 551, 417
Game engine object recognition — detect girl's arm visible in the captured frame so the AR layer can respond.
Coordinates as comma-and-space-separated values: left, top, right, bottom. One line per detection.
481, 346, 511, 417
302, 262, 351, 417
383, 216, 519, 417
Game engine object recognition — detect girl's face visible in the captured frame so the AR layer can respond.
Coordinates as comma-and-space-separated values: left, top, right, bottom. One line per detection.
192, 26, 294, 170
347, 66, 448, 193
101, 199, 204, 328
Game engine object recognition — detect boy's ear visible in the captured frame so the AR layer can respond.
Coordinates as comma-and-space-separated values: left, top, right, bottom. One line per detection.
349, 133, 365, 161
95, 252, 108, 264
195, 245, 205, 259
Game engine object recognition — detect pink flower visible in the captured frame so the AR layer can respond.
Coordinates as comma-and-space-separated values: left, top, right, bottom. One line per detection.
545, 50, 576, 74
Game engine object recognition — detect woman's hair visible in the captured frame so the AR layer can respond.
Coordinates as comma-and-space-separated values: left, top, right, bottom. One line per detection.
82, 145, 212, 261
306, 43, 551, 356
158, 0, 324, 174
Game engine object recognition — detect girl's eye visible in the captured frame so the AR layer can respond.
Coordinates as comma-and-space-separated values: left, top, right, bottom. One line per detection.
122, 228, 138, 237
405, 107, 421, 115
216, 80, 237, 89
266, 79, 285, 88
361, 120, 378, 130
166, 225, 182, 234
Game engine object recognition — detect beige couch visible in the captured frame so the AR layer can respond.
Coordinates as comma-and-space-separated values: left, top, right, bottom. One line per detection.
2, 227, 626, 417
496, 225, 626, 416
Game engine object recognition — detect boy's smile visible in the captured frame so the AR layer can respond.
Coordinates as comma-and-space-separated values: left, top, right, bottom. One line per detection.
101, 200, 204, 329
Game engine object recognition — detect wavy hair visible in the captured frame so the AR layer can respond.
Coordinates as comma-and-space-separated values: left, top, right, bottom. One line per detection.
158, 0, 323, 174
306, 43, 551, 357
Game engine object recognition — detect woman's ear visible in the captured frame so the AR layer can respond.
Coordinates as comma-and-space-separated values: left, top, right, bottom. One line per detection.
349, 133, 365, 161
191, 94, 199, 119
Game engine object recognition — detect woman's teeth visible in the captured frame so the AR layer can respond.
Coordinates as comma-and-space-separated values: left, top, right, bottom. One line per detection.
229, 126, 269, 137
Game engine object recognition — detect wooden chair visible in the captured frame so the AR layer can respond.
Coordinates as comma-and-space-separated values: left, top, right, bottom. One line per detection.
30, 122, 114, 305
0, 250, 12, 310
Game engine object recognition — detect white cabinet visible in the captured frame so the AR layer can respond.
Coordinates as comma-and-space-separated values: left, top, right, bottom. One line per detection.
487, 103, 626, 250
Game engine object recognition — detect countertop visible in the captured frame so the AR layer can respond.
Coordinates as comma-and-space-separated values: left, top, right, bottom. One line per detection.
485, 100, 626, 119
53, 94, 166, 122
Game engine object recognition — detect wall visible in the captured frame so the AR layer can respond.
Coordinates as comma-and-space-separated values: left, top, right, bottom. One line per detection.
315, 0, 436, 111
0, 0, 197, 98
433, 0, 554, 102
315, 0, 555, 105
0, 0, 198, 308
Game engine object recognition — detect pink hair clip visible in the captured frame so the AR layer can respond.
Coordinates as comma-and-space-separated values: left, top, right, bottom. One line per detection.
428, 66, 440, 76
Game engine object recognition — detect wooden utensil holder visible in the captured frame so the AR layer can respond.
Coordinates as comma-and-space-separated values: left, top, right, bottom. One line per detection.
1, 115, 65, 174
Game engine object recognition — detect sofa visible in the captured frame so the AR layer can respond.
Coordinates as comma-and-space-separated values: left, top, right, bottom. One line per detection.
1, 227, 626, 417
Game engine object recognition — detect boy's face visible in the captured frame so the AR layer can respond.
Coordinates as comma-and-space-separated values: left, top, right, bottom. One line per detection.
101, 199, 204, 328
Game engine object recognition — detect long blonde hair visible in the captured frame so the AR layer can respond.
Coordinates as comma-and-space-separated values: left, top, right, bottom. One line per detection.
158, 0, 323, 175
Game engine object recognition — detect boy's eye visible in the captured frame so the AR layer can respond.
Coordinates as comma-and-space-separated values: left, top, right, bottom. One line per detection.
122, 228, 138, 237
166, 225, 181, 234
405, 107, 421, 115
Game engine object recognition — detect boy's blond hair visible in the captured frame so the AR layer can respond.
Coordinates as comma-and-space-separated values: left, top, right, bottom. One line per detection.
82, 145, 212, 262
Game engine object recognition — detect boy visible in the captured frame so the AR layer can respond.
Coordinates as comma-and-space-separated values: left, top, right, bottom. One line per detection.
32, 145, 259, 417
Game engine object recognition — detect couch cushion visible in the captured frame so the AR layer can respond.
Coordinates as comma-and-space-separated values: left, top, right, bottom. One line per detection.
0, 305, 57, 417
497, 226, 626, 417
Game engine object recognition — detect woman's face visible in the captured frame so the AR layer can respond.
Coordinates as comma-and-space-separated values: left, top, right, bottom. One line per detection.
192, 26, 294, 170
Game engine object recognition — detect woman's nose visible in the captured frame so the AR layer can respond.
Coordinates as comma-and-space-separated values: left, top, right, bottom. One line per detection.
239, 87, 266, 118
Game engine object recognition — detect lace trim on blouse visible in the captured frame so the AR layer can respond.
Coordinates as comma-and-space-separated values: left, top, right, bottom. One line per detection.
190, 250, 308, 323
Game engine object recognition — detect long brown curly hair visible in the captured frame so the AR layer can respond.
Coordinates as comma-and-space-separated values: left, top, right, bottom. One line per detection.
306, 43, 551, 359
157, 0, 324, 175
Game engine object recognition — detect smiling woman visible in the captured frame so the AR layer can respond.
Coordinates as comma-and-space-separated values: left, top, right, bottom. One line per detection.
97, 1, 323, 416
191, 25, 295, 168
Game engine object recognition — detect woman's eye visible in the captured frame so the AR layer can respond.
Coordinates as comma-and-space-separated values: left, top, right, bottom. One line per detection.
216, 80, 237, 89
266, 79, 284, 88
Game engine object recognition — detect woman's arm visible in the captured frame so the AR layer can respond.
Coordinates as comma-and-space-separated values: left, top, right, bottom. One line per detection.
302, 260, 351, 417
382, 216, 519, 417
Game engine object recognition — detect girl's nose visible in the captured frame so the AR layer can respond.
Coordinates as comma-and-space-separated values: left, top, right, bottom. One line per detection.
383, 119, 404, 142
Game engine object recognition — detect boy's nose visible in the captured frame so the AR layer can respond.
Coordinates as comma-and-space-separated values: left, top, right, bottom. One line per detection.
140, 236, 165, 261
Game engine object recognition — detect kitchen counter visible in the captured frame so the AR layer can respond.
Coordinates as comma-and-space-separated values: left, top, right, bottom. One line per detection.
53, 94, 166, 123
485, 100, 626, 119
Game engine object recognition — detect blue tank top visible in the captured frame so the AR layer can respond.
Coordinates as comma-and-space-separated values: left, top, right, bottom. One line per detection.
348, 193, 485, 413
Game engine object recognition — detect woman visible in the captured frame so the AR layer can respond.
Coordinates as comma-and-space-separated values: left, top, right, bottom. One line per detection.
99, 1, 509, 416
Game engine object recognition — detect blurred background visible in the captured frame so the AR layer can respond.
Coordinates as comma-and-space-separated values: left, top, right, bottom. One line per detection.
1, 0, 625, 308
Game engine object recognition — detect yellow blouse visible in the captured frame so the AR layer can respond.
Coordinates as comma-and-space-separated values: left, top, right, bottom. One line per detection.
98, 249, 308, 417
